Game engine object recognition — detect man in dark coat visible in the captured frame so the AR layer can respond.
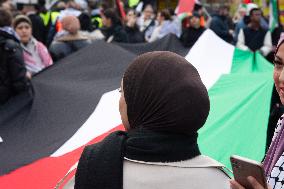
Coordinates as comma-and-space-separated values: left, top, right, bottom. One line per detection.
0, 8, 30, 104
180, 12, 205, 48
236, 8, 272, 57
209, 5, 233, 43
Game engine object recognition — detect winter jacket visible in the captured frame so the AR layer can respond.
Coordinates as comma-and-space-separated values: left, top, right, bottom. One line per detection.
125, 25, 145, 43
0, 29, 30, 104
21, 37, 53, 75
181, 27, 205, 48
209, 15, 233, 43
101, 25, 128, 43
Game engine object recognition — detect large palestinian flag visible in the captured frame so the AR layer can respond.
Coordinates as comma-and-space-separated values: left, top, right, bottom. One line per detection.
0, 30, 273, 188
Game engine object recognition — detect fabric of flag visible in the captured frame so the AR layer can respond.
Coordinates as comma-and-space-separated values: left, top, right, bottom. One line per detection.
269, 0, 279, 31
176, 0, 195, 15
115, 0, 126, 19
243, 0, 252, 4
187, 30, 273, 169
0, 30, 273, 188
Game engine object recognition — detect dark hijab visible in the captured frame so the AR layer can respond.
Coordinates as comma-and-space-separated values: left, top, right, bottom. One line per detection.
75, 51, 210, 189
123, 51, 209, 135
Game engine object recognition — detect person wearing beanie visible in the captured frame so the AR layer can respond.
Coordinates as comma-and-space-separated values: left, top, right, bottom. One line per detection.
180, 12, 206, 48
73, 51, 230, 189
0, 8, 30, 105
14, 15, 53, 76
49, 15, 91, 61
19, 2, 46, 44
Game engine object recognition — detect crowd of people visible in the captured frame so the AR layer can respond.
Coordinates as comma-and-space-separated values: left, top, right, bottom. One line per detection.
73, 32, 284, 189
2, 1, 284, 189
0, 0, 282, 88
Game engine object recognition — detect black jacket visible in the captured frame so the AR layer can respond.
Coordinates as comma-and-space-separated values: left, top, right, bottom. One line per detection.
101, 25, 128, 43
28, 14, 46, 44
0, 30, 30, 104
209, 15, 233, 43
125, 25, 145, 43
180, 27, 205, 48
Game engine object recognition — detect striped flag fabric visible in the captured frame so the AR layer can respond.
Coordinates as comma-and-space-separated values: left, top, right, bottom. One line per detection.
0, 30, 273, 188
176, 0, 195, 15
187, 30, 273, 168
269, 0, 279, 31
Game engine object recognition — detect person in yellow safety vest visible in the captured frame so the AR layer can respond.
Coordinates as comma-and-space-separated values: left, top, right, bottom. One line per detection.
128, 0, 140, 8
40, 11, 61, 46
40, 11, 60, 28
91, 16, 103, 29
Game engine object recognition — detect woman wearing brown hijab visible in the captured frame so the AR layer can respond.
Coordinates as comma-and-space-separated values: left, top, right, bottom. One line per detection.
75, 51, 230, 189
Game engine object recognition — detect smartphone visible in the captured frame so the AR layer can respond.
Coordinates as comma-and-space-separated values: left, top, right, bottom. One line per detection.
230, 155, 268, 189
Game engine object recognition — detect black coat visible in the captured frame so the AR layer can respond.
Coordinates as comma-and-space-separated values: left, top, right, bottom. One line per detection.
209, 15, 233, 43
101, 25, 128, 43
180, 27, 205, 48
0, 30, 30, 104
125, 25, 145, 43
28, 14, 46, 44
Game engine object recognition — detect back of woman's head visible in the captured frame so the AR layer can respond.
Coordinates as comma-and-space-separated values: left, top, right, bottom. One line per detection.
123, 51, 210, 135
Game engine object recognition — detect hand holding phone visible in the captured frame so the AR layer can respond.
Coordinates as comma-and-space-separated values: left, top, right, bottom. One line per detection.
230, 155, 268, 189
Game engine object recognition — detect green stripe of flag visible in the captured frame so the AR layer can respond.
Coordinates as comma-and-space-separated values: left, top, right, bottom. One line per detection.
199, 48, 273, 170
187, 30, 274, 171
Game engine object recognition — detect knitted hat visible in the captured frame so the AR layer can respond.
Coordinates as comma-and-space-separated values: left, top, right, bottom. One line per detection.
13, 15, 32, 29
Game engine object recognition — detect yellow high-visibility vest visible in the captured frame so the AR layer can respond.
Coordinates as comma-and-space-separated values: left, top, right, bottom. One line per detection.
40, 11, 60, 26
128, 0, 139, 7
91, 16, 103, 28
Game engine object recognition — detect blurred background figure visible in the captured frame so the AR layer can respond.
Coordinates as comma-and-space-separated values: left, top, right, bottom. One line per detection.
193, 1, 207, 28
124, 9, 144, 43
233, 3, 268, 44
236, 8, 272, 58
136, 4, 155, 40
13, 15, 53, 76
180, 12, 205, 48
100, 8, 128, 43
209, 5, 234, 43
0, 0, 15, 12
58, 0, 82, 19
147, 9, 179, 42
49, 15, 91, 61
232, 4, 247, 26
0, 8, 30, 104
17, 1, 46, 44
